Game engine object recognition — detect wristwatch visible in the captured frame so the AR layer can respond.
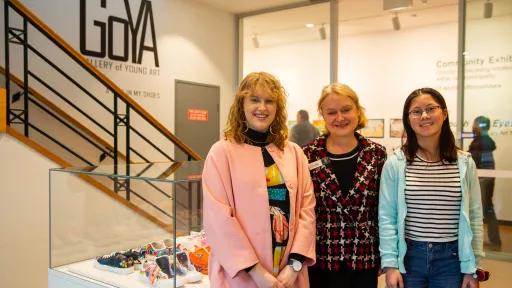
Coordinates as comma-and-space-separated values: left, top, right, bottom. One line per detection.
287, 258, 303, 272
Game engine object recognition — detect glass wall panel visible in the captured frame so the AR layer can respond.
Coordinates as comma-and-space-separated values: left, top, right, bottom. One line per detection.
242, 3, 330, 130
337, 0, 458, 152
463, 0, 512, 258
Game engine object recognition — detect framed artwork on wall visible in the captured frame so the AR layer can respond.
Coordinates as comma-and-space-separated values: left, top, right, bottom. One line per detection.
312, 119, 325, 134
390, 118, 404, 138
359, 119, 384, 138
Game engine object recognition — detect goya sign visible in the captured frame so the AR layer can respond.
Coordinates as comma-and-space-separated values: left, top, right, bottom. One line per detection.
79, 0, 159, 67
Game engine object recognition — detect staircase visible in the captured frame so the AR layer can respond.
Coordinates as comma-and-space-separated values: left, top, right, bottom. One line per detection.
2, 0, 202, 235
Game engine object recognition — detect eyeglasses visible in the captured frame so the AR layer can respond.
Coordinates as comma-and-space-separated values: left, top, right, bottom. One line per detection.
408, 105, 442, 118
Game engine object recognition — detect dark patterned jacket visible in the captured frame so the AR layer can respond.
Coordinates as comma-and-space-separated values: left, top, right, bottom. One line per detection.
302, 133, 386, 271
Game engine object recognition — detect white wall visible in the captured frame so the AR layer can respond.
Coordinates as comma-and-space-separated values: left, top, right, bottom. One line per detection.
0, 1, 236, 287
0, 0, 236, 160
244, 40, 330, 123
0, 133, 55, 288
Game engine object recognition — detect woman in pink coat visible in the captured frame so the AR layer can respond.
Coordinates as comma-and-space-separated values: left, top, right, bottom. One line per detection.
202, 72, 316, 288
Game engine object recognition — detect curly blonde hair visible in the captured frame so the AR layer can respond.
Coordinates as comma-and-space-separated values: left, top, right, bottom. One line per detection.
317, 83, 368, 130
224, 72, 288, 150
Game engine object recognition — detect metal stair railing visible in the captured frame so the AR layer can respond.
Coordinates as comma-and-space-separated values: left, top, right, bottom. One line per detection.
3, 0, 203, 231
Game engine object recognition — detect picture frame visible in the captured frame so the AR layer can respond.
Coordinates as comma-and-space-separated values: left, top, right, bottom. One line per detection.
390, 118, 404, 138
359, 118, 384, 138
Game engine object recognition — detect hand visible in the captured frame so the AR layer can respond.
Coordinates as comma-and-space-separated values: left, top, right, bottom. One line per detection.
461, 274, 479, 288
384, 267, 404, 288
277, 265, 299, 288
249, 263, 285, 288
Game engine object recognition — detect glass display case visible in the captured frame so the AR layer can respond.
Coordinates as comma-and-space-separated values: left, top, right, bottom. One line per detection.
48, 161, 209, 288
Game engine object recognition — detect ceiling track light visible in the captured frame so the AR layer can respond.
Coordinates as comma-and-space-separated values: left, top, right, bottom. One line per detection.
392, 13, 400, 31
484, 0, 493, 19
252, 35, 259, 48
318, 24, 327, 40
383, 0, 412, 11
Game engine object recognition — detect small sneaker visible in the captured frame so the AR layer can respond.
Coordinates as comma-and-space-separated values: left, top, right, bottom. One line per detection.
175, 246, 202, 282
94, 252, 135, 274
138, 263, 185, 287
155, 255, 186, 287
140, 242, 169, 260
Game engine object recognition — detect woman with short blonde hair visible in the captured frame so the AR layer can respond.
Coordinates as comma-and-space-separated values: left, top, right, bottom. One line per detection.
304, 83, 386, 288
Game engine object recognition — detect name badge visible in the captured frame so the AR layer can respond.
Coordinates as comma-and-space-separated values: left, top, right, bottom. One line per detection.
309, 160, 323, 170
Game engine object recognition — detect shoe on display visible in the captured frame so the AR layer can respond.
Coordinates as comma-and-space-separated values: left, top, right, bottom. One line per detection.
140, 242, 170, 260
138, 263, 185, 288
94, 252, 135, 274
176, 247, 202, 283
122, 249, 142, 260
156, 255, 188, 286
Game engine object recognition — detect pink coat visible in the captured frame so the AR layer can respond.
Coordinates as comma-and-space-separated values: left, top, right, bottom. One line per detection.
202, 139, 316, 287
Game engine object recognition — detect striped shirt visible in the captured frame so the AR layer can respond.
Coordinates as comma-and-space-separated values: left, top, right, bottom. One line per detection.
405, 155, 461, 242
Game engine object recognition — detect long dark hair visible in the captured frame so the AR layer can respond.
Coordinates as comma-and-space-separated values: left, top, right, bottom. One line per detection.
402, 87, 458, 163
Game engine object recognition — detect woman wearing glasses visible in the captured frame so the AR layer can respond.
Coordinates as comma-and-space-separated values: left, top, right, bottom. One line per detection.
303, 83, 386, 288
379, 88, 483, 288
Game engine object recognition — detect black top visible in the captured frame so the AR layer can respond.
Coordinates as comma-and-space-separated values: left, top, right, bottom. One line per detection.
469, 134, 496, 169
245, 128, 270, 147
242, 129, 304, 272
327, 144, 360, 194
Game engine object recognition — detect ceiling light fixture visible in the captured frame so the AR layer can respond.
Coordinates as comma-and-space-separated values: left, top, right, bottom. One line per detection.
484, 0, 493, 19
252, 35, 260, 48
318, 24, 327, 40
383, 0, 412, 11
305, 23, 315, 28
392, 13, 401, 31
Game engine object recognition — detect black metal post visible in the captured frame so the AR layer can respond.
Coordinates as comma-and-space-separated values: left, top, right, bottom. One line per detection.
188, 182, 192, 231
113, 93, 118, 192
4, 2, 10, 126
125, 104, 130, 200
23, 17, 29, 136
197, 180, 202, 228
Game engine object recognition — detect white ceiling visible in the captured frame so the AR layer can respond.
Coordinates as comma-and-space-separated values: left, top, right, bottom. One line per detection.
194, 0, 307, 14
196, 0, 512, 48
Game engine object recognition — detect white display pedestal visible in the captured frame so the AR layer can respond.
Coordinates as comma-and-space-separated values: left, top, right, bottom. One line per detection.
48, 259, 209, 288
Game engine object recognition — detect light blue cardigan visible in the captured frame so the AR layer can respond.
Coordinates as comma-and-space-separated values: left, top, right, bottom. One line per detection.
378, 149, 484, 274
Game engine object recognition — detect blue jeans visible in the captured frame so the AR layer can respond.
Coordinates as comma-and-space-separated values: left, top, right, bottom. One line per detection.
402, 239, 462, 288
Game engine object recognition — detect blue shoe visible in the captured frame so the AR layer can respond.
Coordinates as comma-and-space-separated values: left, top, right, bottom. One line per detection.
94, 252, 134, 274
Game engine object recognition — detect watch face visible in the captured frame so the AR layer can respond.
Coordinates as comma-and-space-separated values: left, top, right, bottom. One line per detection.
290, 260, 302, 272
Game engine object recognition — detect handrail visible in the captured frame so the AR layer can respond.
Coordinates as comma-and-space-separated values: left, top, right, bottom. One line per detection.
0, 88, 6, 132
0, 66, 131, 163
6, 0, 201, 160
3, 0, 202, 231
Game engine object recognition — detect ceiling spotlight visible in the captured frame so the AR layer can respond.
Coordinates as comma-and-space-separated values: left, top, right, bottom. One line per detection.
484, 0, 493, 19
392, 13, 401, 31
305, 23, 315, 28
318, 24, 327, 40
252, 35, 259, 48
383, 0, 412, 11
420, 0, 428, 4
